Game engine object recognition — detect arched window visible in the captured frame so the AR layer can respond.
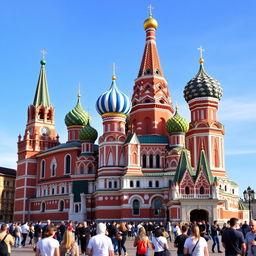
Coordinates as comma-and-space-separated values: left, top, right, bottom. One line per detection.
130, 181, 134, 188
155, 181, 159, 188
59, 200, 64, 212
41, 160, 45, 178
185, 186, 190, 195
38, 108, 44, 119
156, 155, 160, 168
114, 181, 117, 188
109, 181, 112, 188
149, 155, 153, 168
47, 110, 52, 121
75, 204, 80, 213
41, 202, 46, 212
88, 165, 93, 174
65, 155, 71, 174
199, 187, 204, 194
154, 199, 163, 215
136, 181, 140, 187
61, 186, 65, 194
142, 155, 147, 168
51, 161, 56, 177
149, 181, 153, 188
224, 185, 227, 191
132, 200, 140, 215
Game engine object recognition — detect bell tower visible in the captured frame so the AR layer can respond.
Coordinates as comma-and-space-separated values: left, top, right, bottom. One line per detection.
130, 7, 173, 136
14, 54, 59, 221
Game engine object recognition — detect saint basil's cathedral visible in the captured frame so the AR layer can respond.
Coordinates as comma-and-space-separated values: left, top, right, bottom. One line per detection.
14, 11, 248, 223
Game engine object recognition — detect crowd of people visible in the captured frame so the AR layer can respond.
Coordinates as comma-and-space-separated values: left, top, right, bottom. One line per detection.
0, 218, 255, 256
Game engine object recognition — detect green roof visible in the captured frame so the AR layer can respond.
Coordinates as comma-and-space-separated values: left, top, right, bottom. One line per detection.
143, 172, 174, 177
38, 141, 82, 154
33, 60, 51, 108
196, 149, 214, 184
173, 150, 194, 183
72, 180, 88, 202
125, 135, 168, 144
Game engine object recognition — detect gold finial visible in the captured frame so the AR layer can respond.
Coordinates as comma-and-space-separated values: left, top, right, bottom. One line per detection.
112, 63, 116, 81
41, 48, 47, 60
197, 46, 205, 64
77, 83, 81, 98
148, 4, 154, 17
201, 140, 204, 150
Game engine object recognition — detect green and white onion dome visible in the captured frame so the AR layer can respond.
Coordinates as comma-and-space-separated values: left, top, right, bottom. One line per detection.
166, 107, 189, 133
64, 96, 91, 127
78, 121, 98, 142
183, 59, 223, 102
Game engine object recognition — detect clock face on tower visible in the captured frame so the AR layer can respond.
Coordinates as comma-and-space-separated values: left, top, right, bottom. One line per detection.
40, 127, 50, 136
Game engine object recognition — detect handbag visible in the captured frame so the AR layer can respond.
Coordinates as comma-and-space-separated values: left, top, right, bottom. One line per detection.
186, 238, 200, 256
155, 237, 171, 256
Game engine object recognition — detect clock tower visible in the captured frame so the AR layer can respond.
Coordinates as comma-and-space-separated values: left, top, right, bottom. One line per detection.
14, 57, 59, 221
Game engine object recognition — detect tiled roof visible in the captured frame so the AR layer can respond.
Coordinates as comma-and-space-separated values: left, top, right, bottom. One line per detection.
0, 167, 16, 176
143, 172, 174, 177
39, 141, 82, 154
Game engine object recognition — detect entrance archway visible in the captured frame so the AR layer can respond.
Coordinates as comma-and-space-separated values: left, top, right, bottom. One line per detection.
190, 209, 209, 222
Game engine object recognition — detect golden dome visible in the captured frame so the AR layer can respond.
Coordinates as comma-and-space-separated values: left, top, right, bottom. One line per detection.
144, 16, 158, 30
199, 58, 205, 64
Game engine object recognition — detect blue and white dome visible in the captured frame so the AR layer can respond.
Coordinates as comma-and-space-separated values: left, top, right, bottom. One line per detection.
96, 76, 131, 115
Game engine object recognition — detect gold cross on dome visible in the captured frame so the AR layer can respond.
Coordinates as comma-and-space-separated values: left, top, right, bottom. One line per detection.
112, 63, 116, 76
41, 48, 47, 60
197, 46, 204, 59
148, 4, 154, 17
78, 82, 81, 98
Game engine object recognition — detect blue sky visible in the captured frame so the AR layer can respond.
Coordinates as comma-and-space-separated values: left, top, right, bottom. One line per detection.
0, 0, 255, 196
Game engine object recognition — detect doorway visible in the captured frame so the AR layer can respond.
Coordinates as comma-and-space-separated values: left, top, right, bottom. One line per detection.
190, 209, 209, 222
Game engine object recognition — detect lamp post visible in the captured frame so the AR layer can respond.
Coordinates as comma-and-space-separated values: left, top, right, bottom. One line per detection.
243, 186, 255, 220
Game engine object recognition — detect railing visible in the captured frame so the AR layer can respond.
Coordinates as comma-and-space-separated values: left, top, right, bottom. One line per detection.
179, 194, 211, 199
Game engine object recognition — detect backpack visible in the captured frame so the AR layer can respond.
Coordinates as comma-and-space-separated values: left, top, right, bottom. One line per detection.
0, 234, 8, 256
137, 239, 147, 254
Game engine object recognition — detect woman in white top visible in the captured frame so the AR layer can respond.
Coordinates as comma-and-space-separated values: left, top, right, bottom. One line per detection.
36, 225, 60, 256
184, 225, 209, 256
152, 228, 169, 256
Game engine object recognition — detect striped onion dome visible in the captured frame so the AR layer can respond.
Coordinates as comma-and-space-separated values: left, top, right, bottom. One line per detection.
184, 59, 223, 102
96, 76, 131, 115
65, 96, 91, 127
79, 121, 98, 142
166, 107, 189, 133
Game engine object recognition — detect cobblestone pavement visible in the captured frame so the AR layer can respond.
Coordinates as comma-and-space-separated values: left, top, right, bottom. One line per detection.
12, 237, 224, 256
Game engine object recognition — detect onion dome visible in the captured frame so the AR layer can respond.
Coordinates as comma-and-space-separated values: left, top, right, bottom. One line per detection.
65, 95, 90, 127
96, 75, 131, 115
166, 107, 189, 133
184, 58, 223, 102
144, 16, 158, 30
79, 121, 98, 142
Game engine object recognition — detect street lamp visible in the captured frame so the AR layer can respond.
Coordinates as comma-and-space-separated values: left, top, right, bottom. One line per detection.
243, 186, 255, 220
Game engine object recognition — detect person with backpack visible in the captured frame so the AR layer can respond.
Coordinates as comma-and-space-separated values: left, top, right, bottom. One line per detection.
0, 224, 14, 256
134, 226, 151, 256
60, 230, 79, 256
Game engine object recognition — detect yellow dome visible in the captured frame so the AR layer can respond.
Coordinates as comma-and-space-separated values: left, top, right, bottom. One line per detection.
144, 17, 158, 30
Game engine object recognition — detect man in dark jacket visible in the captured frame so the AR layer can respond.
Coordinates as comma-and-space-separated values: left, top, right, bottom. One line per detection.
78, 221, 91, 255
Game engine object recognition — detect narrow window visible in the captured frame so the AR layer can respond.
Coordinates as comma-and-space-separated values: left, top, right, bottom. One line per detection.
59, 200, 64, 212
149, 181, 153, 188
130, 181, 134, 188
132, 200, 140, 215
185, 186, 190, 194
109, 181, 112, 189
41, 202, 46, 212
199, 187, 204, 194
156, 155, 160, 168
114, 181, 117, 188
65, 155, 71, 174
155, 181, 159, 188
149, 155, 153, 168
41, 160, 45, 178
51, 163, 56, 176
136, 181, 140, 187
142, 155, 147, 168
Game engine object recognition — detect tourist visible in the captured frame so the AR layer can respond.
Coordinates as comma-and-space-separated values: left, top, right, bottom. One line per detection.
152, 228, 169, 256
34, 220, 43, 251
58, 221, 66, 242
117, 222, 128, 256
173, 223, 181, 239
42, 219, 52, 238
107, 221, 118, 254
221, 217, 246, 256
14, 223, 22, 248
127, 222, 132, 238
36, 225, 60, 256
86, 222, 114, 256
211, 221, 222, 253
60, 230, 79, 256
29, 222, 35, 245
174, 225, 189, 256
184, 225, 209, 256
134, 226, 151, 256
0, 224, 14, 256
245, 219, 256, 256
241, 221, 250, 238
78, 221, 91, 255
21, 221, 30, 246
165, 221, 172, 242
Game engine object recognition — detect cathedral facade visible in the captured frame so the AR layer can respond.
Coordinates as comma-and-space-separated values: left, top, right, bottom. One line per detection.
14, 13, 248, 223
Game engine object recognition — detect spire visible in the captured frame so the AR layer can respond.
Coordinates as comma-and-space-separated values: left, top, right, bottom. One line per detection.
33, 49, 51, 108
138, 7, 163, 78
